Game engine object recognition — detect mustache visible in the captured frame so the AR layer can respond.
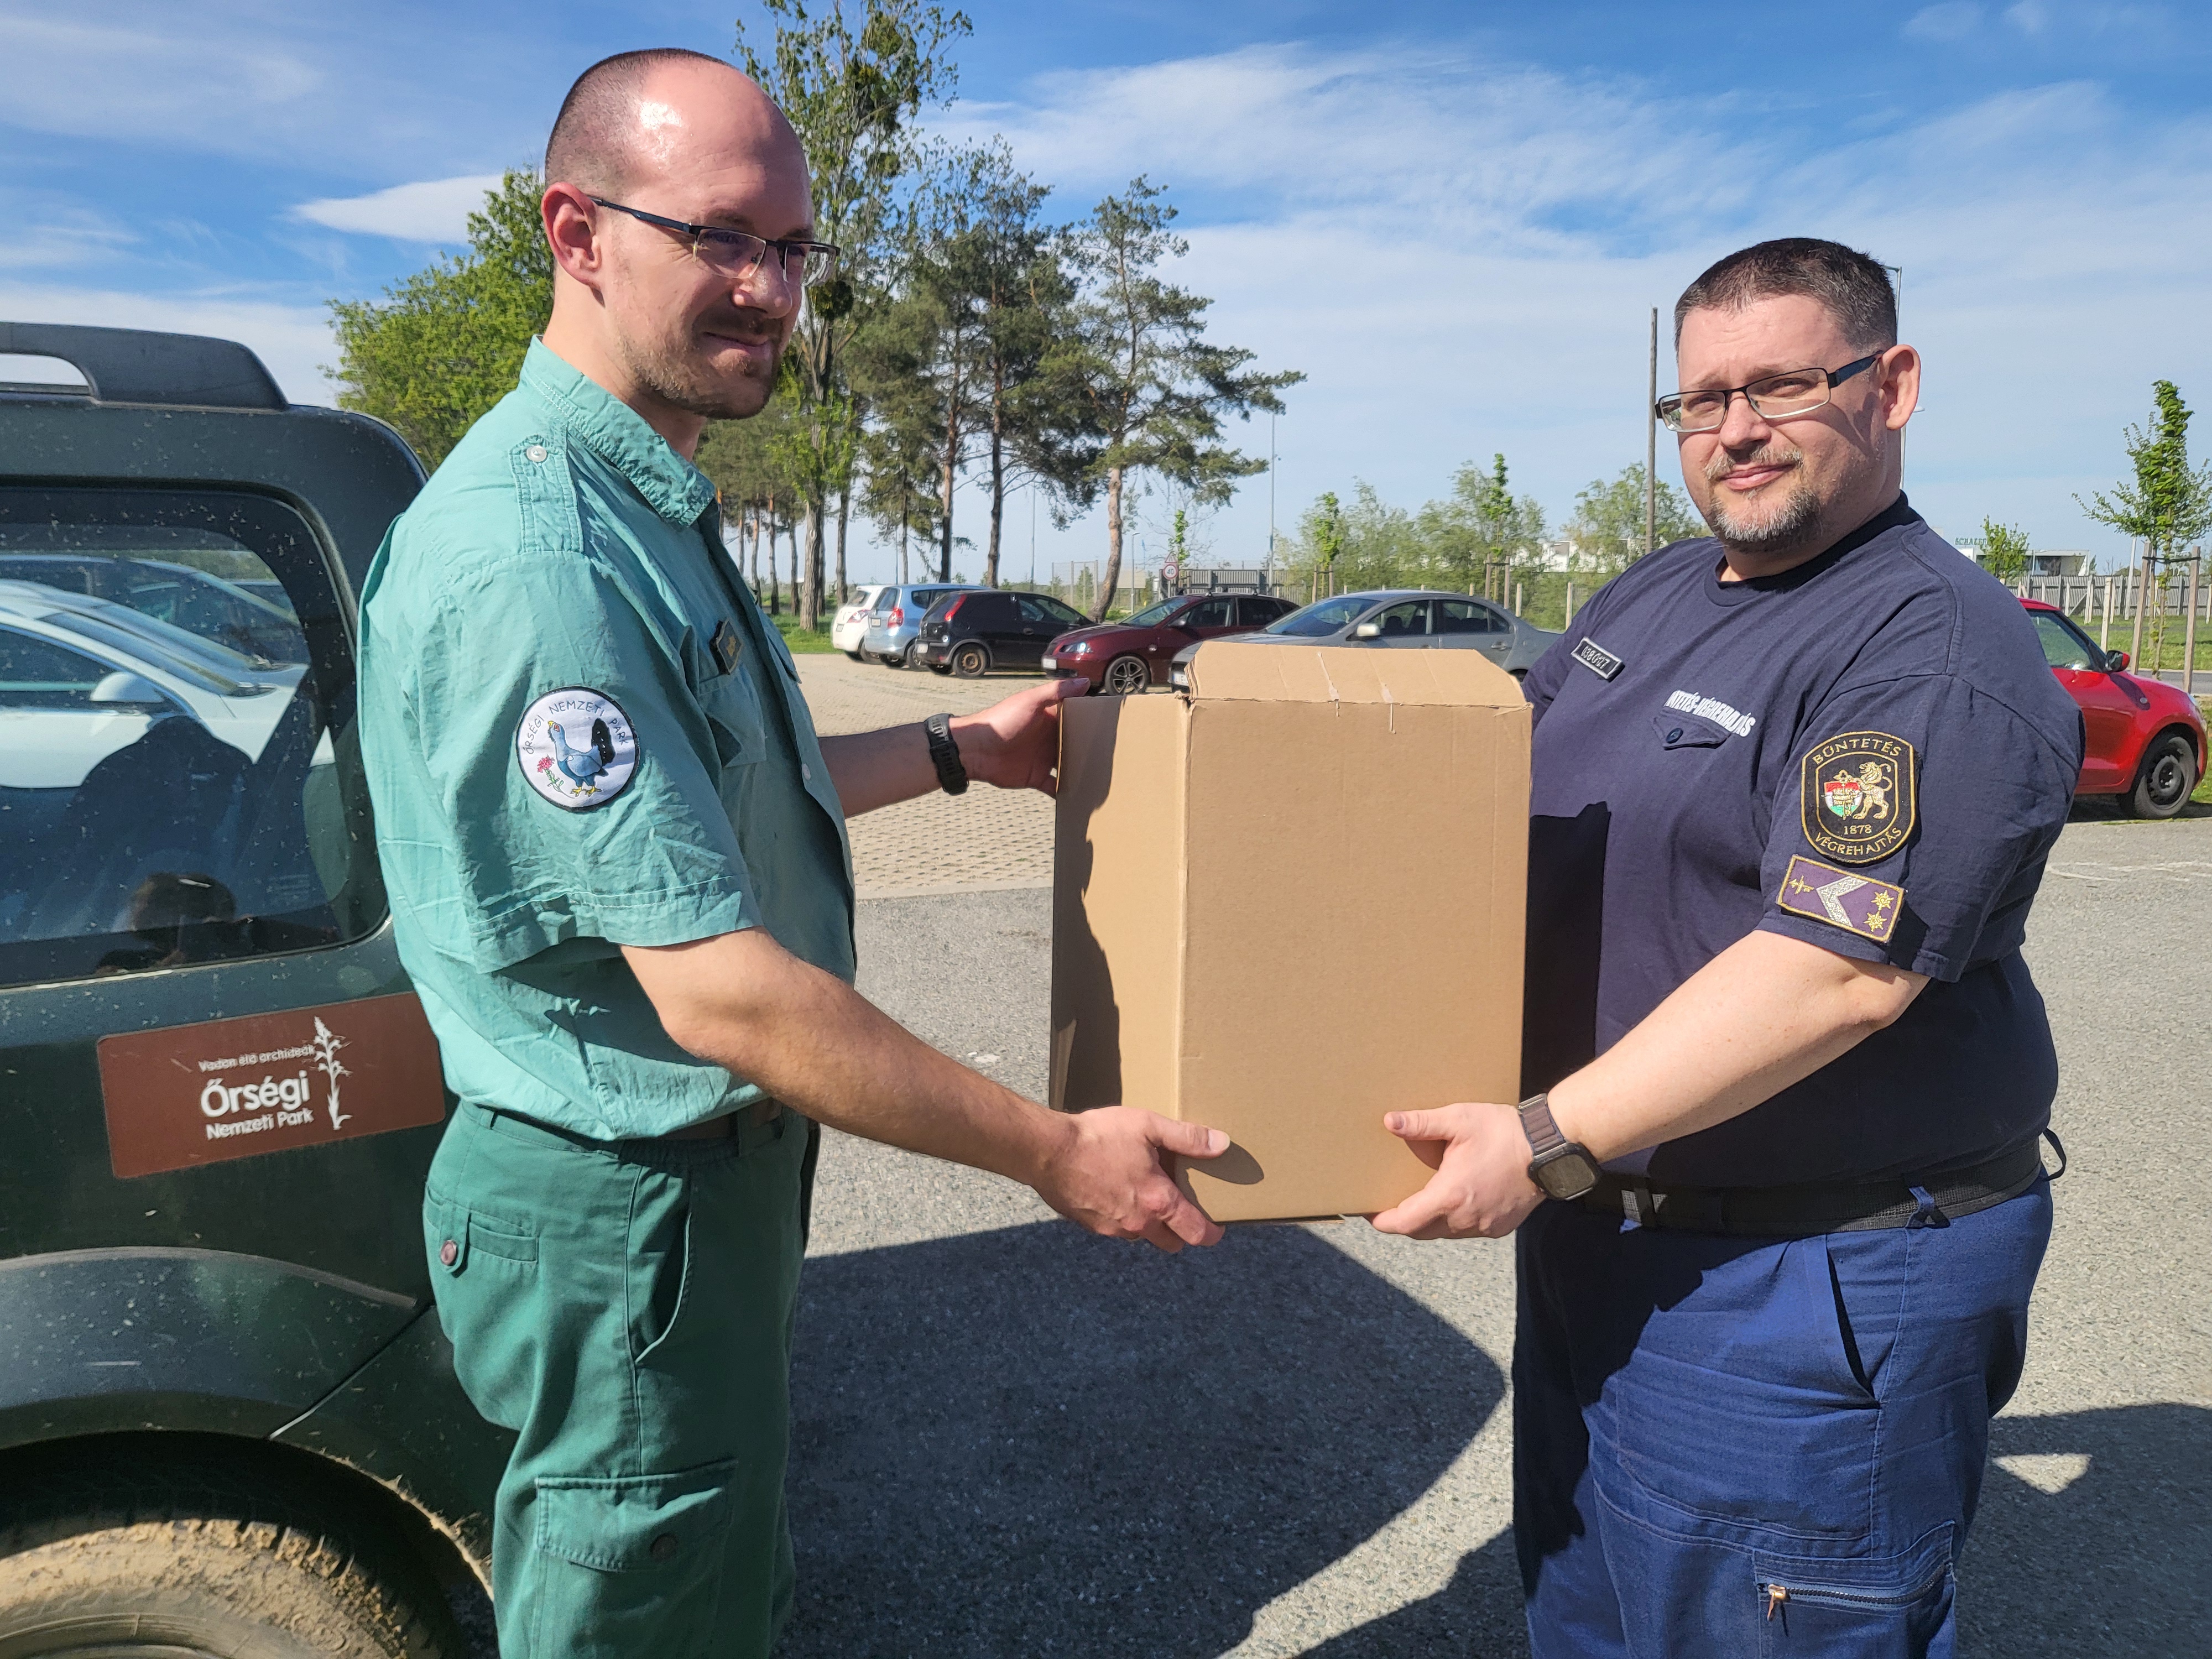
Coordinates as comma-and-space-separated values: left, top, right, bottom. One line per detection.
1704, 444, 1802, 483
697, 310, 782, 343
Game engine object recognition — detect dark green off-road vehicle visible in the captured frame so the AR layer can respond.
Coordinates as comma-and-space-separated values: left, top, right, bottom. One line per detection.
0, 324, 504, 1657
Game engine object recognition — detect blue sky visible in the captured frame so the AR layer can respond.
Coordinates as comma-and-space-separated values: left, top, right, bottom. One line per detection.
5, 1, 2209, 580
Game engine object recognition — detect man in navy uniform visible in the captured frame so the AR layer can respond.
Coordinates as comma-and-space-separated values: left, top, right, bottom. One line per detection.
1372, 239, 2081, 1655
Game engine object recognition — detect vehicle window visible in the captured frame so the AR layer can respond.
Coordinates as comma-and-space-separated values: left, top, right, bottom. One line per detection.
966, 594, 1014, 624
0, 628, 112, 709
0, 491, 382, 988
1374, 600, 1431, 637
872, 588, 898, 614
1032, 595, 1085, 627
1436, 599, 1506, 635
910, 589, 945, 613
1125, 597, 1180, 627
1267, 594, 1372, 637
1185, 598, 1235, 629
1233, 596, 1284, 627
2032, 612, 2102, 671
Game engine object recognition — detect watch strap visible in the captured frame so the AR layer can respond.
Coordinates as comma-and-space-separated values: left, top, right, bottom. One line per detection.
923, 712, 969, 796
1519, 1093, 1565, 1157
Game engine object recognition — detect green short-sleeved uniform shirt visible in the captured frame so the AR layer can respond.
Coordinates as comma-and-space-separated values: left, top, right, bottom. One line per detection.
359, 340, 854, 1139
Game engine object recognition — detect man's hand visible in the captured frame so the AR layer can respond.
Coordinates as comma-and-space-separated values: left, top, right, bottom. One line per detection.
951, 676, 1086, 794
1030, 1107, 1229, 1253
1369, 1102, 1545, 1240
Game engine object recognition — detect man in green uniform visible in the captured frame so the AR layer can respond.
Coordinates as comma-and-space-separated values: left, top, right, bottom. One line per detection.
357, 48, 1227, 1658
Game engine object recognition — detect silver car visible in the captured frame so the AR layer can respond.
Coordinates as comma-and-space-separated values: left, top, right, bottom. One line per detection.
862, 581, 985, 669
1169, 589, 1561, 687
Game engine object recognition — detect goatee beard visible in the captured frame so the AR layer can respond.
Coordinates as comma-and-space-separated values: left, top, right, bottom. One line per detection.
1700, 452, 1822, 555
620, 330, 782, 422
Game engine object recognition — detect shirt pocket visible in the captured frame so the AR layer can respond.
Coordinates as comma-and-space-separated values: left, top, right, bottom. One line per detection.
1653, 712, 1730, 750
700, 666, 767, 773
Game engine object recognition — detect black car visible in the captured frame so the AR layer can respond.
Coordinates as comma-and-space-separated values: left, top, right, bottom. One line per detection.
917, 588, 1089, 676
0, 322, 504, 1656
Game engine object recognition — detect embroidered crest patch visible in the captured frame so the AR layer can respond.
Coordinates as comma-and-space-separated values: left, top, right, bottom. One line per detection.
515, 687, 639, 811
1777, 855, 1905, 944
1800, 730, 1916, 864
711, 618, 743, 675
1571, 637, 1624, 680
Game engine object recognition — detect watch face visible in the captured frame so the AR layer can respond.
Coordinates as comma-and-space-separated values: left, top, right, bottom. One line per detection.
1535, 1150, 1600, 1201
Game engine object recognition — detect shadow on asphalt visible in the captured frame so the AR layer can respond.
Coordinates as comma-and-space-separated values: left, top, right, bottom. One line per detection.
779, 1220, 1504, 1658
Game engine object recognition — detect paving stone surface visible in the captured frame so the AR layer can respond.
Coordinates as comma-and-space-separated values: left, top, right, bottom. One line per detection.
795, 651, 1061, 899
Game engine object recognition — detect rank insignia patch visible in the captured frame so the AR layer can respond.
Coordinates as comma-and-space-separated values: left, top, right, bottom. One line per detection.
1800, 729, 1916, 864
711, 618, 743, 675
1778, 855, 1905, 945
1571, 637, 1624, 680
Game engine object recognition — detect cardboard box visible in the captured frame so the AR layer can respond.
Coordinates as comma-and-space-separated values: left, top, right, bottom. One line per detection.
1050, 641, 1530, 1222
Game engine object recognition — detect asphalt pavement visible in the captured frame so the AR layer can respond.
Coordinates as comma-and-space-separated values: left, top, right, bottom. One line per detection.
774, 813, 2212, 1658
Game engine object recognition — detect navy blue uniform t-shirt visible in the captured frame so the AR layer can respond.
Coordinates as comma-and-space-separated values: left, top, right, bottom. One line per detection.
1521, 495, 2084, 1187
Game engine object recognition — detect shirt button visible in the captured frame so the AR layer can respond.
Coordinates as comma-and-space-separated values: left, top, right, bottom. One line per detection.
801, 764, 811, 781
525, 444, 548, 463
439, 1239, 458, 1267
650, 1532, 680, 1562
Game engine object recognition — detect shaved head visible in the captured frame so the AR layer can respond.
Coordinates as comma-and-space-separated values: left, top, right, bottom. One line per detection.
547, 47, 764, 196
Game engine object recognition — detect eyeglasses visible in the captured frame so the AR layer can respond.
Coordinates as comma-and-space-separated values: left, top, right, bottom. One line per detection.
1656, 354, 1882, 434
588, 197, 839, 289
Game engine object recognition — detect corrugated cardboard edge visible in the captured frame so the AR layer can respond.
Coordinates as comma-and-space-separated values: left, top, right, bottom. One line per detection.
1185, 640, 1527, 707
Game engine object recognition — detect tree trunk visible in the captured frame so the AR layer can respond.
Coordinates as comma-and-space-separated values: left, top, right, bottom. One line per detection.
985, 365, 1006, 588
938, 413, 958, 583
765, 505, 782, 614
834, 479, 851, 604
1092, 464, 1125, 622
800, 497, 823, 631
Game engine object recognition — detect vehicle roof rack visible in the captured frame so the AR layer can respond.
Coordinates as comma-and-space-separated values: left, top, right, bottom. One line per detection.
0, 321, 286, 410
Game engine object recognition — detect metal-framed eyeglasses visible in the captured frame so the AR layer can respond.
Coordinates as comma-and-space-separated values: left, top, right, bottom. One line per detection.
1655, 353, 1882, 434
588, 197, 839, 289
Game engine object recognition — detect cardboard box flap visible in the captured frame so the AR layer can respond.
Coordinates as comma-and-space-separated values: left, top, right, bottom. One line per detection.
1185, 641, 1524, 707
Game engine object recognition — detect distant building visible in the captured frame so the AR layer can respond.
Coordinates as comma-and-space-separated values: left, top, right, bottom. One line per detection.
1952, 540, 2091, 577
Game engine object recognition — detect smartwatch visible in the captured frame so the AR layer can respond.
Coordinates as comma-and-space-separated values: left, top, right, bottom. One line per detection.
922, 712, 969, 796
1519, 1093, 1600, 1201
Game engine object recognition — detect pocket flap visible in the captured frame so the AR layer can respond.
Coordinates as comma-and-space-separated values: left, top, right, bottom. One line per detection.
1653, 713, 1728, 749
535, 1458, 738, 1571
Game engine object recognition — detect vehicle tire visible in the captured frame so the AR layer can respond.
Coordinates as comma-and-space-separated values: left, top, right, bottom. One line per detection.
1103, 655, 1150, 696
2126, 731, 2198, 819
902, 640, 928, 671
0, 1446, 466, 1658
843, 649, 863, 661
951, 643, 990, 679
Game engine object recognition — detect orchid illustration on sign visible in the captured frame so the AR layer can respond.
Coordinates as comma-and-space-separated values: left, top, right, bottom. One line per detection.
311, 1017, 352, 1130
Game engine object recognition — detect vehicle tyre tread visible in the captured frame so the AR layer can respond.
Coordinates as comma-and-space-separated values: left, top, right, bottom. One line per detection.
0, 1448, 464, 1658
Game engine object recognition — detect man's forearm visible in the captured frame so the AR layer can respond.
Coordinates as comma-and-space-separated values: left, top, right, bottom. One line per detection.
1548, 928, 1928, 1165
623, 930, 1065, 1183
819, 724, 936, 817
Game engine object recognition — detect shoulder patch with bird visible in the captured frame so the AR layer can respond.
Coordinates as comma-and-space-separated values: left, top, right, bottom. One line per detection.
515, 687, 639, 810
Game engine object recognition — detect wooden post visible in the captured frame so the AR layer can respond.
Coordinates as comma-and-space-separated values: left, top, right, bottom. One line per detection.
1565, 581, 1578, 630
2101, 573, 2114, 650
1515, 580, 1525, 617
2132, 540, 2150, 669
2188, 550, 2203, 698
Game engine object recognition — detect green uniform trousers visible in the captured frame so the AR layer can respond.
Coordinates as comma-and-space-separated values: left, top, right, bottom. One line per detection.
424, 1100, 807, 1658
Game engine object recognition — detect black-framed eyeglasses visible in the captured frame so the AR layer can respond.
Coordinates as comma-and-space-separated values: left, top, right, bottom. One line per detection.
1656, 353, 1883, 434
588, 197, 839, 289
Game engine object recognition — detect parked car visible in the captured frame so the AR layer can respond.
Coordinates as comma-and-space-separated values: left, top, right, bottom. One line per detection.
2023, 597, 2204, 818
1168, 589, 1559, 688
0, 550, 307, 664
863, 580, 985, 669
916, 588, 1090, 677
830, 582, 888, 659
0, 320, 505, 1657
1045, 591, 1296, 694
0, 578, 311, 789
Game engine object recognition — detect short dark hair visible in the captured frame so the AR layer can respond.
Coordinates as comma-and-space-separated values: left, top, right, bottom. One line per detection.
544, 47, 728, 194
1673, 238, 1897, 354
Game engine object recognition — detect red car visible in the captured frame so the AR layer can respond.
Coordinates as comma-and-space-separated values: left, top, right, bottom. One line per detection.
1044, 592, 1297, 695
2023, 597, 2204, 818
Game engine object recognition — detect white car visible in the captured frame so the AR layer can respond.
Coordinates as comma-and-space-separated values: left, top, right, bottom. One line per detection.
0, 580, 312, 790
831, 585, 888, 659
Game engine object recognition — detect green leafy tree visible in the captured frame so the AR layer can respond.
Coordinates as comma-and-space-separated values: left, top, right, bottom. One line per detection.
1565, 463, 1703, 573
2077, 380, 2212, 664
1314, 492, 1344, 594
738, 0, 969, 628
696, 367, 806, 612
1421, 455, 1550, 596
1976, 519, 2032, 586
327, 170, 552, 468
1060, 178, 1301, 619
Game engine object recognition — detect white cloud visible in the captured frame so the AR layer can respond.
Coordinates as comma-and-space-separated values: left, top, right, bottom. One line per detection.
1905, 3, 1985, 42
293, 174, 505, 242
0, 282, 337, 404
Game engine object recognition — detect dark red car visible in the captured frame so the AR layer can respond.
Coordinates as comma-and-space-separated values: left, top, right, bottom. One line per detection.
1044, 592, 1296, 695
2023, 597, 2204, 818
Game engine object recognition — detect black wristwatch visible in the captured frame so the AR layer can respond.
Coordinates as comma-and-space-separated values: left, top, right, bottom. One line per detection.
922, 712, 968, 796
1520, 1093, 1600, 1201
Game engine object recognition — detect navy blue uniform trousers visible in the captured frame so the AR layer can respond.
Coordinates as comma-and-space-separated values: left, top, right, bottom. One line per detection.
1514, 1179, 2052, 1657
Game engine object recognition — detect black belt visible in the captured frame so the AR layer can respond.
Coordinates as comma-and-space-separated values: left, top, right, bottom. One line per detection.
1576, 1131, 2061, 1238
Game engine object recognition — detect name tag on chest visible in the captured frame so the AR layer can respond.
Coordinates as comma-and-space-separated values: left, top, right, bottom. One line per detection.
1571, 637, 1624, 680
